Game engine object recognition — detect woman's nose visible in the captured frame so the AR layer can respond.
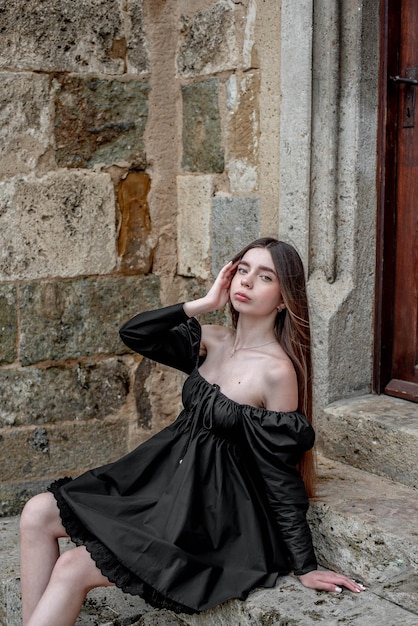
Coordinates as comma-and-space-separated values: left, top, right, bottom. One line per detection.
241, 274, 252, 287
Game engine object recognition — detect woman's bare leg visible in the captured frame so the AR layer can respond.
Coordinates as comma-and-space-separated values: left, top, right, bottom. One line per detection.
20, 493, 68, 625
26, 546, 114, 626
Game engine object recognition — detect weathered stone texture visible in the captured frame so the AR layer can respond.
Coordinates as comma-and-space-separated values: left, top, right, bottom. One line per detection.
126, 0, 150, 74
181, 79, 224, 173
0, 0, 126, 74
0, 479, 52, 517
0, 286, 17, 365
177, 175, 213, 278
317, 395, 418, 489
134, 358, 152, 429
0, 171, 116, 281
178, 2, 237, 77
19, 274, 160, 365
226, 72, 259, 193
0, 418, 129, 482
117, 172, 154, 273
211, 195, 259, 274
0, 358, 130, 427
146, 365, 184, 432
54, 76, 149, 168
0, 72, 54, 179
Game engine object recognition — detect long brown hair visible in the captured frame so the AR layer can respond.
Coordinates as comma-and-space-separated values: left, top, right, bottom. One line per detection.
230, 237, 316, 497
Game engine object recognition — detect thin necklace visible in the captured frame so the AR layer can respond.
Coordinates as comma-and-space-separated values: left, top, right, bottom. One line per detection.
230, 339, 277, 358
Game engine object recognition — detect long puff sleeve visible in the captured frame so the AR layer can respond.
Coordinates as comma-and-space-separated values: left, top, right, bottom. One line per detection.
241, 408, 317, 576
119, 304, 201, 374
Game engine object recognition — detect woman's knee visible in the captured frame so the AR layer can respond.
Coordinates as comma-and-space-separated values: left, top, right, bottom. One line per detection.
20, 493, 62, 535
51, 547, 110, 592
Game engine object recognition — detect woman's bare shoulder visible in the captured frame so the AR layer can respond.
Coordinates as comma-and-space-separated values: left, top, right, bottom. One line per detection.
263, 354, 298, 412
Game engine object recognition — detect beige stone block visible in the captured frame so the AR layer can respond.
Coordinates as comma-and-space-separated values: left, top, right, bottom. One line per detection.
226, 72, 259, 193
178, 3, 237, 77
177, 175, 213, 279
0, 0, 126, 74
0, 72, 54, 179
0, 171, 116, 281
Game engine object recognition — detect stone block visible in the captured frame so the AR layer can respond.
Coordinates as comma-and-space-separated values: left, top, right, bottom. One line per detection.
0, 358, 130, 427
0, 0, 126, 74
0, 479, 54, 517
126, 0, 150, 74
0, 72, 54, 179
177, 175, 213, 278
0, 286, 17, 365
134, 358, 153, 430
181, 79, 224, 173
0, 418, 129, 483
308, 457, 418, 616
226, 72, 259, 193
211, 195, 259, 275
178, 2, 237, 77
117, 172, 154, 273
316, 395, 418, 489
19, 274, 160, 365
0, 171, 116, 281
54, 76, 149, 168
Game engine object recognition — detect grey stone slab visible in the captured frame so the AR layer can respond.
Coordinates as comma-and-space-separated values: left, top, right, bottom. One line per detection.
0, 479, 53, 518
211, 195, 259, 275
0, 358, 130, 427
19, 274, 160, 364
181, 79, 224, 174
316, 394, 418, 488
186, 579, 418, 626
0, 285, 17, 365
0, 417, 130, 485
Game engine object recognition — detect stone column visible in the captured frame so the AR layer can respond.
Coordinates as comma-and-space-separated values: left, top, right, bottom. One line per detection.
278, 0, 380, 409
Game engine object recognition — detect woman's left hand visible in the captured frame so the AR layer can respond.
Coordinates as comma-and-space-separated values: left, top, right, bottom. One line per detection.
298, 569, 366, 594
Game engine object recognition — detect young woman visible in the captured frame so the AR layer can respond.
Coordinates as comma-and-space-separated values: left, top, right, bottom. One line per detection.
20, 238, 365, 625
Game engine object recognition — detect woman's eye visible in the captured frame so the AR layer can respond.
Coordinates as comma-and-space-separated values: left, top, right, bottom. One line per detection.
238, 267, 247, 274
261, 275, 272, 281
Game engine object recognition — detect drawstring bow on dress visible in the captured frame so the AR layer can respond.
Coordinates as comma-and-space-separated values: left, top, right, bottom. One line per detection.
179, 383, 218, 464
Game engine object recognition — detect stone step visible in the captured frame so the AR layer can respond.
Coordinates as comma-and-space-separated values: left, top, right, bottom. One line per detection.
316, 394, 418, 489
1, 458, 418, 625
309, 456, 418, 616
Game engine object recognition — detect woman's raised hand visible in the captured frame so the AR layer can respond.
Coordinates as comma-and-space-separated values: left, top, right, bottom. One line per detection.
205, 261, 238, 310
183, 261, 238, 318
298, 569, 366, 594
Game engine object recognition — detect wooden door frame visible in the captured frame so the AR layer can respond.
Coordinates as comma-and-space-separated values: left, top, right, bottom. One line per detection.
374, 0, 401, 393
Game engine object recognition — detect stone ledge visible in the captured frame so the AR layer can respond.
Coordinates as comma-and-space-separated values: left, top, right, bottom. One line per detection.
2, 457, 418, 625
309, 456, 418, 615
316, 394, 418, 488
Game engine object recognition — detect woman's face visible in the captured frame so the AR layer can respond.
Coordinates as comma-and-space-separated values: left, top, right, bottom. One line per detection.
229, 247, 283, 318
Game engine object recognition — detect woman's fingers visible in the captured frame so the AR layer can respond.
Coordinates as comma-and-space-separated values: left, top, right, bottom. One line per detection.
298, 570, 366, 594
219, 260, 238, 281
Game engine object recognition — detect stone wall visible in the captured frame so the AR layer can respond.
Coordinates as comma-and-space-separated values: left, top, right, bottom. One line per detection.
0, 0, 268, 515
0, 0, 381, 515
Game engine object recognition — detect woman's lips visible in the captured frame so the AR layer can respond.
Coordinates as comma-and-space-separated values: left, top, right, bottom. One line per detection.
234, 291, 251, 302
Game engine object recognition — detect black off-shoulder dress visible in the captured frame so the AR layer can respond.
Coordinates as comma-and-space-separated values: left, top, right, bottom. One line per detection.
49, 304, 317, 614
